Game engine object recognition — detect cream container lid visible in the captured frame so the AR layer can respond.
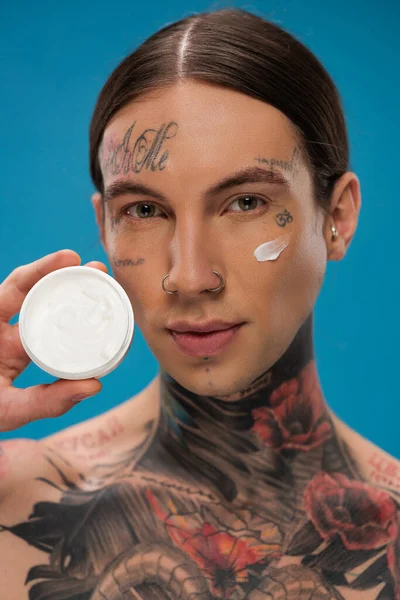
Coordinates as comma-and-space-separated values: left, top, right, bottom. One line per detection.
19, 266, 134, 380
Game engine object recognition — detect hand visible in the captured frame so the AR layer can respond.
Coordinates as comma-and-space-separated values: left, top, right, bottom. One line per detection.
0, 250, 108, 432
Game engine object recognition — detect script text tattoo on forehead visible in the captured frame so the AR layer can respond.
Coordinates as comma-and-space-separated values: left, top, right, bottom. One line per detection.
99, 121, 179, 178
255, 145, 300, 173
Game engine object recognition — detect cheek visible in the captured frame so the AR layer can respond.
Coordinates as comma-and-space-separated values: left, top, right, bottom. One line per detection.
250, 226, 327, 335
112, 264, 167, 344
107, 232, 160, 311
113, 271, 156, 328
270, 228, 327, 323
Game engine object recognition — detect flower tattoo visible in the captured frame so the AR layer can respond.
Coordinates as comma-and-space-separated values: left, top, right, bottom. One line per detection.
251, 361, 332, 451
304, 472, 398, 551
146, 491, 281, 598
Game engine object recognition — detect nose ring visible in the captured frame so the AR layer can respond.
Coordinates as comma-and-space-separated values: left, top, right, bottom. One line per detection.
161, 270, 225, 294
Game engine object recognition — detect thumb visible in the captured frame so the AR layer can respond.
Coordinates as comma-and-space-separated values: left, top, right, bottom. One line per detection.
0, 379, 102, 431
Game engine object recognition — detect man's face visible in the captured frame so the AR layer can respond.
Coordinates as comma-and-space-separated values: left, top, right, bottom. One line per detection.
94, 81, 329, 397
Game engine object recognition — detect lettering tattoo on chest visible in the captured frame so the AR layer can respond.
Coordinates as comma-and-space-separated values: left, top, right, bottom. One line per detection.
1, 362, 399, 599
51, 416, 124, 462
369, 452, 400, 493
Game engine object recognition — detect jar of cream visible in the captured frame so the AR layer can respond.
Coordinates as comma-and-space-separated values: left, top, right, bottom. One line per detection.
19, 266, 134, 380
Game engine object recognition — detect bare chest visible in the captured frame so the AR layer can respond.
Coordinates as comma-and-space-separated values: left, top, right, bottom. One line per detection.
0, 471, 396, 600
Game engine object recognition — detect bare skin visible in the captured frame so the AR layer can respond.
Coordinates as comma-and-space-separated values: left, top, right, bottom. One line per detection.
0, 81, 398, 599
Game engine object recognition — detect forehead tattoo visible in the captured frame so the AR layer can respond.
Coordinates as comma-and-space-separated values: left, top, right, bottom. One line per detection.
99, 121, 179, 178
255, 145, 300, 173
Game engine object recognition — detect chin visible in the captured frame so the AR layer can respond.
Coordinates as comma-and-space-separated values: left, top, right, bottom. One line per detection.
163, 360, 267, 401
154, 325, 286, 399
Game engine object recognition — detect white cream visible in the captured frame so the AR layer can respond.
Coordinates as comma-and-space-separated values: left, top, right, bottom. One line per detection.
253, 234, 290, 262
19, 266, 134, 380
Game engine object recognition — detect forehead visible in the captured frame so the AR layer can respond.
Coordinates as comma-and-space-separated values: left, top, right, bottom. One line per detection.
100, 81, 307, 193
104, 81, 299, 151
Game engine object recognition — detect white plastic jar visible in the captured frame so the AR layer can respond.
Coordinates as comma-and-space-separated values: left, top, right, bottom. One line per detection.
19, 266, 134, 380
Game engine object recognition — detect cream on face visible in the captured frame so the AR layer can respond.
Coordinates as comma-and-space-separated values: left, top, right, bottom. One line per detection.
253, 234, 290, 262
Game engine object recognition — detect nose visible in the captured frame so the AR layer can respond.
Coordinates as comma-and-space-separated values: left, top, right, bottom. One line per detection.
166, 220, 223, 298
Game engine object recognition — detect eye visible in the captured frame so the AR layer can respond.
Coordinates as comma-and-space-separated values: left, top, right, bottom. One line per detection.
124, 202, 164, 219
227, 194, 268, 213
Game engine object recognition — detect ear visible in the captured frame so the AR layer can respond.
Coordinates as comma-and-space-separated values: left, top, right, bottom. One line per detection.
91, 192, 106, 251
325, 171, 362, 261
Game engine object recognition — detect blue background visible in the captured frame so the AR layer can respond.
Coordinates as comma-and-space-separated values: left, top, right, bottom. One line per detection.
0, 1, 398, 456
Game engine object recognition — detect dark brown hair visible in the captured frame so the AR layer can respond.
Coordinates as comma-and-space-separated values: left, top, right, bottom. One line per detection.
89, 8, 349, 215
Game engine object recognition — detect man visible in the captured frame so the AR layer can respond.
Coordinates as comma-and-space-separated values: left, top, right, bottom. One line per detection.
0, 13, 398, 600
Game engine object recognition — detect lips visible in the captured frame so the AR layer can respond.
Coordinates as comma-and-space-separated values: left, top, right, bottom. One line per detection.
168, 323, 243, 357
166, 320, 241, 333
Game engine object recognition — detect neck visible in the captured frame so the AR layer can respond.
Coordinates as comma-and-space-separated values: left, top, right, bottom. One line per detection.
153, 314, 355, 518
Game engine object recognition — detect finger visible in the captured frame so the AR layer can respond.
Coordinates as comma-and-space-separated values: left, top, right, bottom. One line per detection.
83, 261, 109, 274
0, 378, 102, 432
0, 250, 82, 324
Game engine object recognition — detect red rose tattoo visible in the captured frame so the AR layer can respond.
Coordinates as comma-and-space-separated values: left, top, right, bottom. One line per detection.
304, 472, 398, 551
251, 361, 332, 451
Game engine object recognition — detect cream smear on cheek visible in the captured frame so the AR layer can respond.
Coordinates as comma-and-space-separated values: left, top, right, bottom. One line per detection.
253, 234, 290, 262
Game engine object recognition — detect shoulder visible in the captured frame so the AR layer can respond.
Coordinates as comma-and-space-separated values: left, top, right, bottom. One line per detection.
362, 440, 400, 498
0, 376, 160, 500
0, 438, 45, 500
332, 412, 400, 496
41, 376, 160, 475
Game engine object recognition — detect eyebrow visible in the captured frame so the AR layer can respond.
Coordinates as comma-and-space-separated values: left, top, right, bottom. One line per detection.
103, 166, 291, 204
